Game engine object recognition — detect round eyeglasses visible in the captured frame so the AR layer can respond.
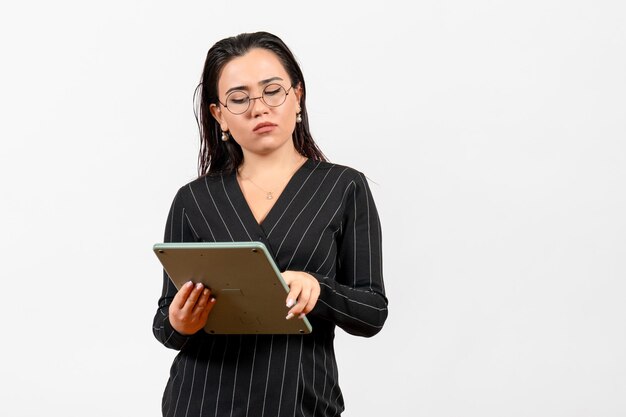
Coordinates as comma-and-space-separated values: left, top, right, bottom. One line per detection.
218, 83, 294, 115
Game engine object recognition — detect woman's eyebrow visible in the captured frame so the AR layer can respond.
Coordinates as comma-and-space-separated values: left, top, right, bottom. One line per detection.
225, 77, 285, 95
259, 76, 283, 85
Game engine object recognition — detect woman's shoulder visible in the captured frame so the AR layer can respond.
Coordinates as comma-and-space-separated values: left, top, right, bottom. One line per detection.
172, 172, 230, 198
307, 159, 366, 182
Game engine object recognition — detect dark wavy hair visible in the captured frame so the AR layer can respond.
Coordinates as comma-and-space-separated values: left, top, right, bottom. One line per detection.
194, 31, 327, 176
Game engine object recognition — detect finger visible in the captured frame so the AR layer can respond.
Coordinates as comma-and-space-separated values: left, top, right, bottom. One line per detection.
199, 297, 216, 323
192, 288, 211, 315
288, 286, 311, 318
182, 283, 205, 312
285, 281, 302, 309
172, 281, 194, 310
302, 286, 320, 315
193, 288, 210, 312
293, 286, 312, 314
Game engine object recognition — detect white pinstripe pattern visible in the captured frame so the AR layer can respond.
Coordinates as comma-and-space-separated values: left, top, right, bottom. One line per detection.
314, 228, 341, 273
260, 335, 275, 417
311, 338, 319, 415
199, 338, 217, 416
244, 335, 258, 417
172, 353, 188, 417
183, 212, 201, 241
322, 334, 337, 416
284, 168, 349, 268
316, 299, 385, 329
320, 333, 328, 413
301, 181, 355, 271
229, 336, 243, 417
319, 281, 387, 311
357, 173, 373, 290
293, 337, 304, 417
153, 161, 388, 417
298, 354, 306, 417
275, 166, 338, 257
267, 161, 320, 237
277, 335, 290, 415
184, 344, 203, 417
163, 355, 181, 416
168, 193, 178, 242
378, 219, 384, 292
205, 176, 234, 242
214, 336, 230, 417
188, 184, 216, 241
220, 174, 253, 241
352, 184, 357, 288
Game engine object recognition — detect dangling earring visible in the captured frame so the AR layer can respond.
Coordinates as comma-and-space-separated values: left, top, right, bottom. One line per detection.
296, 112, 302, 123
221, 130, 229, 141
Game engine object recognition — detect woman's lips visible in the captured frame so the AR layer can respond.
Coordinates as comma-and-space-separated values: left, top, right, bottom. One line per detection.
253, 122, 277, 133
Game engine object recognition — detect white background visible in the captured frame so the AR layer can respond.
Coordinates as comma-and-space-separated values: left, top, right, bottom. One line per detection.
1, 1, 625, 416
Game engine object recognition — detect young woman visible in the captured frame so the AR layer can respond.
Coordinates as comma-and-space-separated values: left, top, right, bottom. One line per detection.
153, 31, 388, 417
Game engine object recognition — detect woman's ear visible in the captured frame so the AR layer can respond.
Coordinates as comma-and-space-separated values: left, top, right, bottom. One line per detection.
294, 83, 303, 106
210, 103, 228, 131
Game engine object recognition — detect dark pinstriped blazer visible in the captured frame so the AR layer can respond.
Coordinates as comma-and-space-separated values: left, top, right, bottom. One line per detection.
153, 159, 388, 417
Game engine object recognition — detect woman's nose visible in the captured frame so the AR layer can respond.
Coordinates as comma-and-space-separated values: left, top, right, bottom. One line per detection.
249, 95, 270, 117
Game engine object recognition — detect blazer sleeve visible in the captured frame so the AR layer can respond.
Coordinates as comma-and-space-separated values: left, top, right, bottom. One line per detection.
152, 188, 199, 350
310, 172, 389, 337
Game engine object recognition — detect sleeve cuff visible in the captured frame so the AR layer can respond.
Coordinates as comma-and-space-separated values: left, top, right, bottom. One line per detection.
162, 316, 193, 349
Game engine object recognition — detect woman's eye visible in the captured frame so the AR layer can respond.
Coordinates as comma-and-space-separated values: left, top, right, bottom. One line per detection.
265, 88, 281, 96
230, 97, 248, 105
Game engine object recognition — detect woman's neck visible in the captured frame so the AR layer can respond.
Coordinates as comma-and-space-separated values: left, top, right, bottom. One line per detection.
239, 146, 306, 180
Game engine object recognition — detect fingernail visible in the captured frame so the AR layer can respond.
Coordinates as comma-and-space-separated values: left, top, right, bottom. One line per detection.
210, 297, 216, 303
196, 283, 203, 289
185, 281, 193, 287
286, 299, 295, 308
286, 313, 294, 320
298, 313, 305, 319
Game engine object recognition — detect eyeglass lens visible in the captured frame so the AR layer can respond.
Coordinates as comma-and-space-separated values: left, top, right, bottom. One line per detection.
225, 84, 289, 114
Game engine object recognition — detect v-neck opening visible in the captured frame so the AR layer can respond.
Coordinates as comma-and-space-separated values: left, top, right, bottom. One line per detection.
228, 158, 313, 233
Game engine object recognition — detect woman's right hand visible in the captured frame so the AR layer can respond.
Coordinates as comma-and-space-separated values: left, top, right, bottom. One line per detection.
169, 281, 216, 335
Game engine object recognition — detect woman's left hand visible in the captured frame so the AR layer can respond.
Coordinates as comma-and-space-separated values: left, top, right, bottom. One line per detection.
281, 271, 321, 320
